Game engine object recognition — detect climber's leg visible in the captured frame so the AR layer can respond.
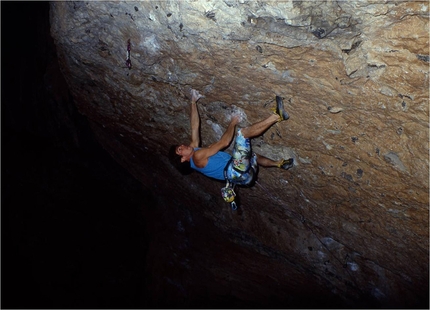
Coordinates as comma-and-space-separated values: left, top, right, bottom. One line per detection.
240, 114, 279, 139
256, 153, 294, 170
240, 96, 289, 139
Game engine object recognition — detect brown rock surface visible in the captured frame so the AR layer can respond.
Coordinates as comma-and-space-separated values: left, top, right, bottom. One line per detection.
49, 1, 428, 307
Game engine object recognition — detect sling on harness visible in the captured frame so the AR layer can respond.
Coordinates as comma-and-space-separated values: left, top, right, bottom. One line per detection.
221, 179, 237, 210
221, 154, 258, 211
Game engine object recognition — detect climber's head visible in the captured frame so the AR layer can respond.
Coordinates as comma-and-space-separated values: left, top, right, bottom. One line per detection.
175, 144, 194, 163
168, 145, 193, 175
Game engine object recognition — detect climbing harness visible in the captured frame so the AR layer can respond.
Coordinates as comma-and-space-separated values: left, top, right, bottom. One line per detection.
222, 155, 258, 211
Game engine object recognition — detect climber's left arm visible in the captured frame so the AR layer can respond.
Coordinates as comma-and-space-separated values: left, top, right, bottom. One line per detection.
190, 99, 200, 148
190, 89, 203, 148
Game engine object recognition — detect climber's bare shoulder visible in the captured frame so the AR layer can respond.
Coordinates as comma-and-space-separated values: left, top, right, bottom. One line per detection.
192, 142, 223, 168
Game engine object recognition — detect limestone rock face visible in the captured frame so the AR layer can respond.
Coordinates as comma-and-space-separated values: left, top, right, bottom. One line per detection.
50, 1, 428, 307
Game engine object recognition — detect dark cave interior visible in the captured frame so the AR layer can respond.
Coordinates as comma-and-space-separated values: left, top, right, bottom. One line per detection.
2, 2, 428, 309
2, 2, 152, 308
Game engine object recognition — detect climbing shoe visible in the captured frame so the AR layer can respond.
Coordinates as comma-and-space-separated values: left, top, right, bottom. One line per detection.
273, 96, 290, 122
278, 158, 294, 170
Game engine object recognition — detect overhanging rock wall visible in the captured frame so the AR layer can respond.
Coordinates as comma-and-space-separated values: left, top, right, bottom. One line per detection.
50, 1, 429, 307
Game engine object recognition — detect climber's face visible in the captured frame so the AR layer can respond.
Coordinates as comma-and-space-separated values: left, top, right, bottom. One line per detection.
176, 145, 194, 162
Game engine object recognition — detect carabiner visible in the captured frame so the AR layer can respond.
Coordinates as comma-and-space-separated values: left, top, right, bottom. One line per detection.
230, 201, 237, 211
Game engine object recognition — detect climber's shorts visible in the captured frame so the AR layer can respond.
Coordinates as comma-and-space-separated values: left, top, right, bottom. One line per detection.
225, 129, 258, 186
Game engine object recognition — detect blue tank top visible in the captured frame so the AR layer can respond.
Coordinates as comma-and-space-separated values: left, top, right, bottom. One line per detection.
190, 148, 232, 180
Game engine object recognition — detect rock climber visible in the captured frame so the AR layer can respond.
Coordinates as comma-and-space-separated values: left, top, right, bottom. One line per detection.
169, 89, 294, 206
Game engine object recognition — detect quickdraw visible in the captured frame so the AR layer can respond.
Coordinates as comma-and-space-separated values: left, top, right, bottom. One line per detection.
125, 39, 132, 69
